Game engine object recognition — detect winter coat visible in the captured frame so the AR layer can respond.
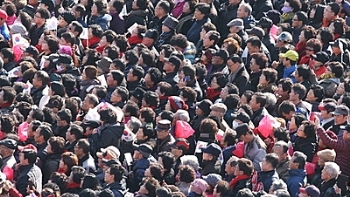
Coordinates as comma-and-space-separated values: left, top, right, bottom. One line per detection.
307, 4, 325, 29
110, 11, 125, 34
125, 9, 149, 30
257, 170, 279, 192
251, 107, 269, 127
227, 66, 250, 96
200, 160, 221, 176
230, 178, 252, 197
320, 178, 339, 197
251, 0, 273, 20
156, 31, 175, 50
79, 79, 101, 100
176, 13, 194, 35
187, 17, 210, 44
176, 182, 191, 196
218, 3, 239, 39
244, 136, 267, 171
148, 15, 167, 34
43, 153, 60, 184
276, 158, 290, 182
91, 123, 125, 151
293, 136, 317, 162
88, 14, 111, 31
30, 85, 47, 106
15, 164, 42, 196
104, 181, 126, 197
286, 169, 306, 197
129, 157, 152, 192
155, 134, 175, 157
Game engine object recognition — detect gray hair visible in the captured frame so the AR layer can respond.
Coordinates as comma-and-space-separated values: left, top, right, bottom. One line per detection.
180, 155, 200, 171
264, 92, 277, 108
270, 179, 287, 193
324, 162, 340, 179
274, 189, 290, 197
240, 3, 252, 15
127, 116, 142, 133
174, 110, 190, 122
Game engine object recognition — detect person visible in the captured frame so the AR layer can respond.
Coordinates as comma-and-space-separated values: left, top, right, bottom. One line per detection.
0, 10, 9, 41
74, 139, 96, 173
230, 158, 253, 196
155, 119, 175, 156
272, 141, 290, 182
171, 138, 190, 175
235, 123, 266, 171
318, 102, 336, 131
319, 162, 340, 197
250, 92, 270, 127
299, 185, 320, 197
186, 3, 211, 44
43, 136, 65, 184
104, 163, 126, 197
258, 153, 280, 192
279, 50, 299, 83
0, 138, 17, 170
227, 54, 250, 95
293, 121, 317, 162
200, 143, 222, 175
287, 151, 307, 197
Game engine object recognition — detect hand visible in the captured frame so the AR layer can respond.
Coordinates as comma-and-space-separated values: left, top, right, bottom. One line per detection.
334, 185, 341, 194
92, 128, 98, 134
271, 61, 279, 69
2, 180, 13, 192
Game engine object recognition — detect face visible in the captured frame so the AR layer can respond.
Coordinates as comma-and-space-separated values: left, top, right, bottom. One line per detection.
171, 147, 182, 158
58, 15, 68, 28
334, 114, 347, 125
289, 89, 298, 102
299, 31, 306, 42
157, 130, 169, 140
91, 4, 98, 16
249, 58, 260, 72
249, 95, 260, 111
247, 43, 259, 54
292, 16, 301, 28
336, 82, 345, 95
154, 4, 164, 18
165, 101, 172, 111
142, 37, 153, 47
321, 167, 331, 180
203, 33, 213, 48
289, 116, 298, 131
195, 106, 204, 116
273, 146, 287, 162
34, 129, 42, 143
323, 6, 334, 20
41, 39, 49, 51
240, 95, 248, 105
104, 168, 113, 183
296, 124, 306, 138
127, 69, 136, 82
182, 2, 190, 13
289, 156, 298, 170
34, 13, 44, 25
225, 161, 235, 174
110, 89, 121, 104
202, 152, 212, 161
306, 89, 316, 102
99, 36, 108, 46
144, 166, 152, 177
19, 152, 27, 165
305, 46, 314, 56
220, 86, 229, 99
210, 77, 220, 89
237, 5, 247, 18
194, 8, 204, 20
138, 184, 148, 195
259, 74, 268, 85
161, 25, 171, 33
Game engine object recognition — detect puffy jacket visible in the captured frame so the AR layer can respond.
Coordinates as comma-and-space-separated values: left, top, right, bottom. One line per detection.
293, 136, 317, 162
43, 153, 60, 184
287, 169, 306, 197
104, 181, 126, 197
250, 0, 273, 20
257, 170, 279, 192
129, 157, 152, 192
88, 14, 111, 31
92, 123, 124, 150
218, 3, 239, 39
30, 85, 47, 106
244, 136, 267, 171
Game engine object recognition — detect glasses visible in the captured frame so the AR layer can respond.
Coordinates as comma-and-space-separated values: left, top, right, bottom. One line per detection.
306, 48, 314, 51
250, 61, 256, 65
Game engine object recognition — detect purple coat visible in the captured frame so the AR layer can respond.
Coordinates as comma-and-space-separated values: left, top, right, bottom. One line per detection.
110, 11, 125, 34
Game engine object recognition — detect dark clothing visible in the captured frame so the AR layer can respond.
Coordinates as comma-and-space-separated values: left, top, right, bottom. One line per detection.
104, 181, 126, 197
187, 17, 210, 44
148, 15, 167, 34
91, 123, 124, 151
127, 80, 143, 95
251, 107, 269, 127
249, 71, 262, 92
43, 153, 60, 184
163, 169, 175, 185
3, 61, 15, 72
257, 170, 279, 192
163, 72, 178, 90
125, 9, 149, 30
64, 140, 78, 153
156, 31, 175, 50
221, 145, 235, 176
30, 85, 47, 105
15, 164, 42, 196
190, 115, 206, 140
230, 178, 252, 197
276, 158, 289, 182
228, 66, 250, 96
293, 136, 317, 162
110, 11, 125, 34
29, 24, 47, 46
307, 4, 325, 29
200, 160, 221, 176
250, 0, 273, 20
129, 157, 153, 192
54, 125, 70, 139
155, 135, 175, 157
176, 13, 194, 35
218, 3, 239, 39
320, 178, 338, 197
287, 169, 306, 197
88, 14, 110, 31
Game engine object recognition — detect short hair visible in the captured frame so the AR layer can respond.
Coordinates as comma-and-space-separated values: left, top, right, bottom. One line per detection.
273, 127, 290, 143
253, 92, 267, 108
36, 8, 50, 19
93, 85, 107, 100
207, 30, 220, 45
146, 68, 162, 84
109, 164, 126, 182
278, 78, 293, 93
148, 163, 164, 182
128, 116, 142, 133
292, 151, 307, 169
156, 0, 171, 13
294, 11, 308, 25
174, 110, 190, 122
178, 165, 196, 183
124, 101, 139, 117
301, 25, 316, 40
246, 36, 262, 48
273, 141, 289, 153
237, 158, 254, 176
99, 108, 117, 124
50, 82, 66, 97
70, 21, 83, 36
236, 188, 254, 197
215, 181, 230, 196
181, 65, 196, 80
157, 82, 172, 96
44, 35, 60, 53
35, 70, 50, 86
202, 22, 216, 33
114, 35, 128, 53
250, 52, 267, 69
286, 0, 301, 12
143, 91, 159, 108
83, 65, 97, 80
57, 109, 72, 123
297, 65, 311, 81
317, 27, 333, 44
130, 65, 144, 80
180, 87, 197, 103
69, 124, 84, 140
70, 166, 86, 183
306, 38, 322, 53
115, 86, 129, 102
301, 121, 316, 138
159, 110, 174, 122
48, 136, 65, 155
1, 86, 16, 103
323, 162, 340, 179
89, 24, 103, 37
21, 149, 37, 164
278, 101, 296, 115
85, 94, 99, 107
76, 139, 90, 154
1, 48, 14, 62
309, 84, 324, 102
262, 68, 278, 84
135, 0, 148, 10
265, 153, 279, 169
37, 124, 53, 141
274, 189, 291, 197
328, 2, 340, 16
102, 30, 116, 43
143, 177, 160, 197
46, 94, 63, 110
194, 3, 211, 17
61, 32, 75, 45
170, 34, 188, 49
93, 0, 108, 14
292, 83, 307, 100
228, 156, 239, 167
270, 180, 287, 192
140, 107, 156, 123
328, 61, 344, 78
61, 152, 78, 170
317, 149, 336, 162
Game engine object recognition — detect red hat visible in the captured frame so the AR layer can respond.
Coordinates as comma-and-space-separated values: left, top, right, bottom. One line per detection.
18, 144, 37, 153
0, 10, 8, 21
168, 96, 188, 111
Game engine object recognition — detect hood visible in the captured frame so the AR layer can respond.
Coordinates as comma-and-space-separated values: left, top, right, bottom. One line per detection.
289, 169, 306, 177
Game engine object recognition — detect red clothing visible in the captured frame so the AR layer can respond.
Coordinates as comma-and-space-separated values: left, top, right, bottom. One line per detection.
82, 36, 101, 48
295, 41, 306, 59
128, 35, 143, 46
315, 65, 326, 77
95, 45, 105, 53
322, 16, 337, 27
206, 87, 221, 102
299, 55, 311, 65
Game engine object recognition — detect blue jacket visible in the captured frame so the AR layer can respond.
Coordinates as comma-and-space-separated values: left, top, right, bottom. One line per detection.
186, 17, 210, 44
104, 181, 126, 197
0, 24, 10, 41
257, 170, 280, 192
287, 169, 306, 197
129, 157, 153, 192
283, 64, 297, 83
88, 14, 111, 31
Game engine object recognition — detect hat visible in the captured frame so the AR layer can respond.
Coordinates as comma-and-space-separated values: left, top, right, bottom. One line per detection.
18, 144, 37, 153
41, 0, 54, 12
99, 189, 114, 197
24, 46, 39, 57
44, 53, 60, 62
210, 103, 227, 114
60, 11, 76, 24
246, 27, 265, 39
299, 185, 320, 197
0, 139, 17, 149
131, 87, 146, 101
53, 54, 73, 65
201, 143, 221, 157
172, 138, 190, 153
279, 50, 299, 61
318, 102, 336, 113
156, 119, 171, 131
168, 96, 188, 111
82, 120, 101, 129
166, 56, 181, 69
330, 39, 344, 49
0, 10, 8, 20
235, 123, 250, 138
162, 16, 178, 30
11, 24, 28, 36
136, 144, 153, 158
197, 99, 213, 116
102, 158, 120, 167
97, 146, 120, 159
334, 105, 349, 116
49, 73, 62, 82
311, 51, 329, 64
277, 31, 293, 42
144, 29, 159, 40
191, 179, 208, 194
256, 17, 273, 28
264, 10, 281, 25
202, 173, 222, 187
235, 112, 250, 123
97, 57, 112, 75
227, 18, 244, 29
213, 49, 229, 62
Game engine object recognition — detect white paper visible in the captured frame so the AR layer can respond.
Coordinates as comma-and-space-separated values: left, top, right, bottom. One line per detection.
195, 141, 208, 153
46, 17, 58, 31
124, 153, 133, 166
80, 28, 89, 39
97, 75, 107, 87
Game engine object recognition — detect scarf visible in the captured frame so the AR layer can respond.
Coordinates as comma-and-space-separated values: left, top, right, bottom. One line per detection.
322, 16, 337, 27
230, 174, 250, 188
128, 36, 143, 45
206, 87, 221, 102
57, 167, 67, 174
66, 182, 81, 189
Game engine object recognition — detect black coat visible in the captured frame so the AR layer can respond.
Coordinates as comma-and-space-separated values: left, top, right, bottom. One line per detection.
125, 9, 149, 30
15, 164, 42, 196
307, 4, 325, 29
230, 178, 252, 197
91, 123, 124, 151
200, 160, 221, 176
43, 153, 60, 184
293, 136, 317, 162
250, 0, 273, 20
218, 3, 239, 40
229, 66, 250, 96
30, 85, 46, 106
251, 107, 269, 127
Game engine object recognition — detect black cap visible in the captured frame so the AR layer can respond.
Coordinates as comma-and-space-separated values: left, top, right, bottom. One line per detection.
144, 29, 159, 40
162, 16, 179, 30
102, 158, 120, 167
53, 54, 73, 65
44, 53, 60, 62
131, 87, 146, 101
334, 105, 349, 116
136, 144, 153, 158
156, 119, 171, 131
197, 99, 213, 116
201, 143, 221, 157
0, 139, 17, 149
24, 46, 39, 57
60, 11, 76, 24
41, 0, 54, 12
246, 27, 265, 39
235, 123, 250, 138
213, 49, 229, 62
256, 17, 273, 28
230, 54, 242, 63
82, 120, 101, 129
235, 112, 250, 123
311, 51, 329, 64
166, 56, 181, 69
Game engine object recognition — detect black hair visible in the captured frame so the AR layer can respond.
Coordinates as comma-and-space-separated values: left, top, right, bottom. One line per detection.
99, 108, 117, 124
81, 174, 101, 190
36, 8, 50, 19
69, 123, 84, 140
89, 24, 103, 37
158, 151, 175, 170
194, 3, 210, 17
38, 124, 53, 141
292, 83, 307, 100
50, 81, 66, 97
224, 94, 240, 110
278, 101, 296, 115
57, 109, 72, 123
170, 34, 188, 49
278, 78, 293, 92
109, 164, 126, 182
124, 101, 139, 117
309, 84, 324, 102
1, 48, 14, 62
143, 91, 159, 108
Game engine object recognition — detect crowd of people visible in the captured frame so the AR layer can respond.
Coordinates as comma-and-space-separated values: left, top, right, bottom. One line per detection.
0, 0, 349, 196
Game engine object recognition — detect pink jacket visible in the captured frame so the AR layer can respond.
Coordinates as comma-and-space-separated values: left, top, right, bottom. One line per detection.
172, 1, 185, 18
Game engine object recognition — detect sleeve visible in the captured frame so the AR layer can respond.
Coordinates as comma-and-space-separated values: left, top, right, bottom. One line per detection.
16, 175, 29, 196
317, 127, 349, 150
252, 149, 266, 171
288, 180, 302, 197
8, 188, 24, 197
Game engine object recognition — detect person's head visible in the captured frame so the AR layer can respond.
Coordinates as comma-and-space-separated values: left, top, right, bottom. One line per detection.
59, 152, 78, 173
295, 65, 311, 83
224, 156, 239, 175
203, 30, 220, 48
234, 158, 254, 176
321, 162, 340, 182
237, 3, 252, 19
132, 0, 149, 10
127, 65, 144, 82
280, 50, 299, 67
298, 25, 316, 43
296, 121, 316, 139
292, 11, 307, 28
57, 109, 72, 127
68, 166, 85, 184
249, 92, 266, 111
88, 24, 103, 39
306, 84, 324, 103
19, 148, 37, 165
138, 177, 160, 196
74, 139, 90, 158
269, 180, 287, 194
111, 86, 129, 105
249, 52, 267, 72
194, 3, 210, 20
0, 48, 14, 63
104, 164, 126, 184
42, 35, 60, 53
139, 107, 156, 124
317, 149, 336, 167
32, 70, 50, 88
66, 124, 83, 143
34, 8, 50, 25
47, 136, 65, 155
316, 27, 333, 44
323, 2, 340, 21
49, 82, 66, 97
261, 153, 279, 172
246, 36, 262, 55
327, 61, 344, 78
91, 0, 108, 16
289, 151, 307, 170
259, 68, 278, 86
35, 124, 53, 144
273, 141, 289, 162
155, 0, 170, 18
289, 83, 307, 103
0, 86, 15, 105
82, 94, 99, 111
